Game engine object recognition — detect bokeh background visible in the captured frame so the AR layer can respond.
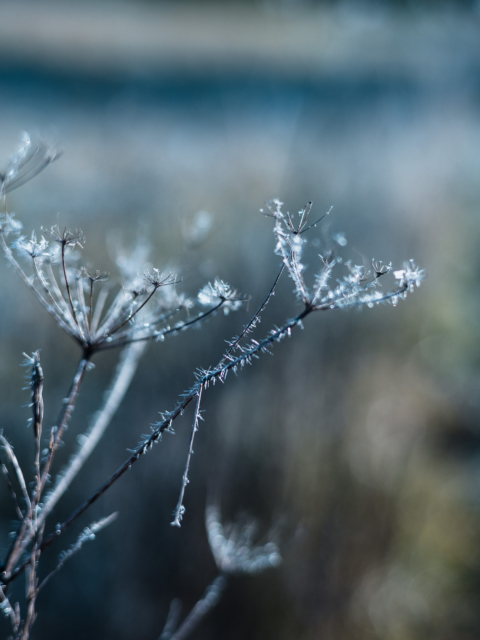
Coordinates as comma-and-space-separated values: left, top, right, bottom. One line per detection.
1, 1, 480, 638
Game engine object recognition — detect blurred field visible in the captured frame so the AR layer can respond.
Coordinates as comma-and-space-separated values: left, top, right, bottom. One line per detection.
1, 2, 480, 639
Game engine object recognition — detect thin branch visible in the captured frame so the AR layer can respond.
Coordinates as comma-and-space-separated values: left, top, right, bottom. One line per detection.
159, 600, 182, 640
0, 436, 31, 515
37, 513, 118, 592
219, 262, 285, 367
90, 285, 110, 335
5, 274, 417, 584
32, 259, 77, 335
37, 341, 146, 531
97, 300, 225, 351
21, 541, 38, 640
0, 230, 80, 344
171, 386, 203, 528
0, 584, 19, 634
61, 243, 79, 329
106, 286, 158, 337
4, 357, 92, 577
39, 357, 91, 496
0, 461, 24, 521
166, 576, 227, 640
15, 309, 311, 568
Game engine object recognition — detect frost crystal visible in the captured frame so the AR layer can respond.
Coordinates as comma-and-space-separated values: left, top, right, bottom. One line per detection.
198, 279, 244, 313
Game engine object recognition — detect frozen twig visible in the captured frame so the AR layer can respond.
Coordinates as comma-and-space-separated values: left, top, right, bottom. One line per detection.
165, 576, 227, 640
37, 341, 146, 529
37, 513, 118, 592
0, 436, 31, 516
171, 385, 204, 527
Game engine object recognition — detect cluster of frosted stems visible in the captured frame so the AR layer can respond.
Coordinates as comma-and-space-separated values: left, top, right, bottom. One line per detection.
0, 134, 424, 640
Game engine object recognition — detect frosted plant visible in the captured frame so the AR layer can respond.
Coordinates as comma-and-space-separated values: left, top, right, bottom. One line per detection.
0, 134, 424, 639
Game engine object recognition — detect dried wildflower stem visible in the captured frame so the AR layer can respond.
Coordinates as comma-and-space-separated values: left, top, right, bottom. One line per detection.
0, 436, 31, 515
38, 356, 91, 498
21, 541, 38, 640
61, 243, 79, 328
98, 300, 225, 351
90, 286, 109, 335
88, 281, 94, 329
36, 341, 146, 531
108, 287, 158, 336
45, 262, 77, 327
108, 304, 185, 344
166, 575, 227, 640
0, 460, 24, 521
0, 231, 77, 342
220, 262, 285, 367
0, 583, 18, 633
171, 385, 203, 527
6, 275, 412, 586
11, 308, 312, 575
30, 354, 44, 494
37, 513, 118, 592
32, 259, 76, 333
4, 357, 92, 578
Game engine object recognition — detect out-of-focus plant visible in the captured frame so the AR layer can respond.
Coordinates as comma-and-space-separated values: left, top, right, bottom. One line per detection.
0, 133, 424, 639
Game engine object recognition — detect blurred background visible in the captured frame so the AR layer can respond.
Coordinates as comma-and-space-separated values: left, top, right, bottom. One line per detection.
1, 0, 480, 638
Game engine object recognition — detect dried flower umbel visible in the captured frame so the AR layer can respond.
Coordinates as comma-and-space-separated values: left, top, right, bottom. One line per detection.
0, 134, 424, 639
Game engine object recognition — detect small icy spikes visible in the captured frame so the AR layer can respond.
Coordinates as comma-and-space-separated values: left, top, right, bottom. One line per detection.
171, 386, 203, 528
0, 213, 23, 238
37, 513, 118, 593
394, 259, 425, 290
372, 259, 392, 278
142, 269, 178, 290
14, 233, 50, 261
198, 279, 246, 315
43, 226, 85, 250
22, 352, 44, 440
80, 268, 109, 285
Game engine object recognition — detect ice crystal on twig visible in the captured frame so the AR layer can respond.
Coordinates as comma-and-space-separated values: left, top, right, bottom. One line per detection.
198, 279, 246, 314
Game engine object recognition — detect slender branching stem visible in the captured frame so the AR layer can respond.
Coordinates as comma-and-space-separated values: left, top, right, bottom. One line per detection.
38, 356, 91, 500
107, 286, 158, 336
0, 436, 31, 516
88, 281, 94, 329
0, 584, 18, 633
220, 263, 285, 367
61, 242, 79, 327
0, 230, 80, 344
36, 513, 117, 593
8, 308, 312, 578
36, 341, 146, 530
97, 300, 225, 351
171, 385, 203, 527
4, 356, 92, 577
164, 575, 227, 640
32, 258, 77, 334
0, 459, 24, 521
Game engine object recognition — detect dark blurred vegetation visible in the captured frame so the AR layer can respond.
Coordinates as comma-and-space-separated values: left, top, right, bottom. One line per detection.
1, 1, 480, 639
